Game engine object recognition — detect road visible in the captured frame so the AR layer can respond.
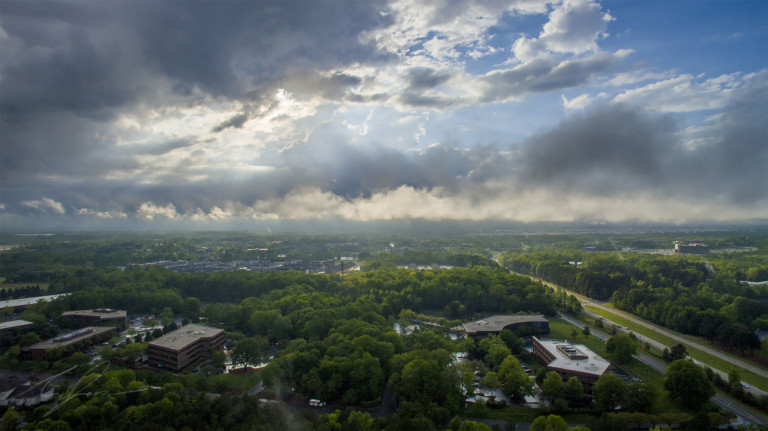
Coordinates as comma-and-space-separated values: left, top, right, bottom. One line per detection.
524, 273, 768, 389
632, 353, 767, 425
558, 312, 767, 425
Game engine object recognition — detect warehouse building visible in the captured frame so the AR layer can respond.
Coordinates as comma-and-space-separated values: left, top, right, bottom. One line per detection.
148, 324, 225, 371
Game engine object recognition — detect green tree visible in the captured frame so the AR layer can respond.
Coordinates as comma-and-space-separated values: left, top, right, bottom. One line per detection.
670, 344, 687, 361
605, 334, 637, 364
530, 414, 569, 431
231, 337, 262, 369
160, 307, 174, 326
486, 343, 512, 370
19, 332, 41, 347
1, 408, 20, 431
458, 421, 493, 431
593, 373, 626, 411
664, 359, 715, 410
183, 297, 201, 319
497, 355, 534, 400
343, 411, 374, 431
211, 350, 226, 369
541, 371, 564, 402
564, 376, 584, 401
728, 369, 741, 390
624, 382, 657, 413
481, 371, 501, 389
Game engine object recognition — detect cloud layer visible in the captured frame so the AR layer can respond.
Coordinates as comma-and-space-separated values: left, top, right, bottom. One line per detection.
1, 0, 766, 229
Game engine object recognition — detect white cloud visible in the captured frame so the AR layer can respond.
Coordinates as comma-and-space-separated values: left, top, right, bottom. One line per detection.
20, 197, 66, 214
561, 92, 607, 109
539, 0, 614, 54
75, 208, 128, 219
604, 70, 675, 87
159, 184, 766, 224
363, 0, 547, 66
612, 72, 747, 112
511, 0, 613, 61
136, 202, 178, 220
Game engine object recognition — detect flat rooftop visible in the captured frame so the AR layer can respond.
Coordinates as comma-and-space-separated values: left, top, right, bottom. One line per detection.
149, 324, 224, 351
61, 309, 127, 319
463, 315, 548, 334
26, 326, 115, 350
535, 337, 610, 376
0, 320, 34, 331
0, 293, 70, 310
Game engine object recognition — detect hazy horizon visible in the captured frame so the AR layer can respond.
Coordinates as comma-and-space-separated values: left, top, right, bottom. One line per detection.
1, 0, 766, 230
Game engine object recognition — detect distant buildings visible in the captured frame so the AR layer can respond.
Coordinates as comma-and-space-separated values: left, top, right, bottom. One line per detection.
460, 315, 550, 338
148, 324, 224, 371
532, 337, 610, 393
0, 293, 70, 313
673, 241, 709, 254
61, 308, 127, 327
22, 326, 116, 360
127, 258, 350, 274
0, 319, 35, 332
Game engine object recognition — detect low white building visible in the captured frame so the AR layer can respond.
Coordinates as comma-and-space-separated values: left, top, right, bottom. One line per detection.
532, 337, 611, 393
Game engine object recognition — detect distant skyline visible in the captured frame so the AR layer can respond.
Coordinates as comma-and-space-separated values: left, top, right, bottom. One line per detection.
1, 0, 766, 230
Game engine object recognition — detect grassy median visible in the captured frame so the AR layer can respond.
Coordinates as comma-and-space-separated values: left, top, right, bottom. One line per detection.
584, 305, 768, 392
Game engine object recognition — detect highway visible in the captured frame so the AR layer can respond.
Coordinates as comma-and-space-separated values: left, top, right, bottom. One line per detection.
558, 312, 767, 425
524, 273, 768, 390
632, 353, 767, 425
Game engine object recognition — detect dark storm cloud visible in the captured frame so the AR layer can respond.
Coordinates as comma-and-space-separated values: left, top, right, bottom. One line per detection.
676, 77, 768, 203
481, 51, 624, 102
517, 103, 674, 193
0, 0, 392, 194
282, 71, 364, 101
399, 92, 458, 108
514, 77, 767, 202
397, 68, 457, 108
211, 114, 249, 133
407, 68, 452, 90
134, 139, 197, 156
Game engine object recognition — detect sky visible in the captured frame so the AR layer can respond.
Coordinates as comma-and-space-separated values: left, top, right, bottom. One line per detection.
1, 0, 766, 231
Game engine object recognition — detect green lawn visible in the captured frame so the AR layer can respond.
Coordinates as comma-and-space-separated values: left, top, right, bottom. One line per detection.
584, 305, 768, 392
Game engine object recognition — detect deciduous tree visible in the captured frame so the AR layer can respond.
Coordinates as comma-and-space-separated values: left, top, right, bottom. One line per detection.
664, 359, 714, 410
